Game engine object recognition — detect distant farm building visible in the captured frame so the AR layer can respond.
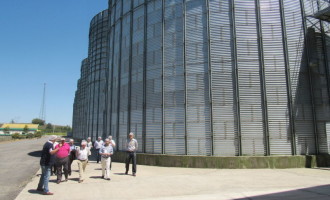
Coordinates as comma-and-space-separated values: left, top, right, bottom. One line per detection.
0, 124, 39, 135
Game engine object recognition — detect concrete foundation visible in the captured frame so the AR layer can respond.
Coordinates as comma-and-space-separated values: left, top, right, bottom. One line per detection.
112, 151, 330, 169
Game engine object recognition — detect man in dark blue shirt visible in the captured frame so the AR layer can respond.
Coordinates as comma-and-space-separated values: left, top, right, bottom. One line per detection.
37, 135, 60, 195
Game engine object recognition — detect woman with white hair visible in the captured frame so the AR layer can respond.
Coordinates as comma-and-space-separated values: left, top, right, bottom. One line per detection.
76, 140, 90, 183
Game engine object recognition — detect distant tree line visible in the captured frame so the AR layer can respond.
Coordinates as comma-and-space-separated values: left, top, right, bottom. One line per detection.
31, 118, 72, 134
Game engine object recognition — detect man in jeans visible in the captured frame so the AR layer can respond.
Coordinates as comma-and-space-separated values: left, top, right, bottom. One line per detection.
37, 135, 60, 195
125, 132, 138, 176
99, 139, 113, 180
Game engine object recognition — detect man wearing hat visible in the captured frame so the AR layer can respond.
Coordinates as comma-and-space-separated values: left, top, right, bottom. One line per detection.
76, 140, 90, 183
54, 137, 70, 184
37, 135, 60, 195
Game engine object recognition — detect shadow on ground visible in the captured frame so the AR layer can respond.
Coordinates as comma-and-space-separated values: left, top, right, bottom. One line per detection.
89, 176, 103, 179
69, 178, 79, 182
113, 173, 126, 175
234, 185, 330, 200
27, 189, 41, 194
27, 150, 42, 157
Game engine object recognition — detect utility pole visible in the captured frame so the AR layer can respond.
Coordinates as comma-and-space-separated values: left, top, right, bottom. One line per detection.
39, 83, 46, 121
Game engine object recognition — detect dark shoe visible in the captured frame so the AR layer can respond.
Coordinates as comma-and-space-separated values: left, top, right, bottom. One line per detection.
43, 192, 54, 195
133, 173, 136, 177
57, 180, 61, 184
36, 188, 43, 192
78, 180, 84, 183
101, 176, 104, 179
106, 178, 111, 180
125, 171, 128, 175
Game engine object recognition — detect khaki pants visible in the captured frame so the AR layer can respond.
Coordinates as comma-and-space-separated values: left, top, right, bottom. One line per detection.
101, 157, 111, 179
78, 160, 87, 181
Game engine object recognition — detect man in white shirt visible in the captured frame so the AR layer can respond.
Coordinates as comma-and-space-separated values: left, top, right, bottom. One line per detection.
108, 135, 116, 149
108, 135, 116, 170
86, 137, 92, 160
125, 132, 138, 176
76, 140, 90, 183
94, 136, 104, 163
68, 139, 76, 176
51, 138, 60, 176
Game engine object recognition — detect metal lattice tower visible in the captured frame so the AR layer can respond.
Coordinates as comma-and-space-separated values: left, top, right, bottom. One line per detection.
39, 83, 46, 121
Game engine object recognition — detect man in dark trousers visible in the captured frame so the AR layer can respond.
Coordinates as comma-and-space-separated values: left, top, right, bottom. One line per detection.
37, 135, 60, 195
54, 138, 70, 184
125, 132, 138, 176
68, 139, 77, 176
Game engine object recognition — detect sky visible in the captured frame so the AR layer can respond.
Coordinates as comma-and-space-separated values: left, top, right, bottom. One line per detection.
0, 0, 108, 126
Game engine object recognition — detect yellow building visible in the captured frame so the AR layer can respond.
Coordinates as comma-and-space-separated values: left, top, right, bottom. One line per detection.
0, 123, 39, 135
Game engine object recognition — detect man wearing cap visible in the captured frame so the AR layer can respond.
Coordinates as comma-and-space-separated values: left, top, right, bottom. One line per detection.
99, 139, 113, 180
37, 135, 60, 195
94, 136, 104, 163
76, 140, 90, 183
125, 132, 138, 176
55, 138, 70, 184
68, 139, 76, 176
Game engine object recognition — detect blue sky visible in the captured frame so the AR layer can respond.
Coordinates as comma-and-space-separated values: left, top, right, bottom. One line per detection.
0, 1, 108, 126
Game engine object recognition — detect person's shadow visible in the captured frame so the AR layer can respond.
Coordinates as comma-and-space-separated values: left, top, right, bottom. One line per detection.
28, 189, 41, 194
113, 173, 126, 175
89, 176, 103, 179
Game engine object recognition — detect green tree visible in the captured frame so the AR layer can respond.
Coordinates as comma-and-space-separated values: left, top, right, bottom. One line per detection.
34, 131, 42, 138
32, 118, 45, 125
45, 123, 53, 132
23, 125, 29, 134
3, 126, 10, 134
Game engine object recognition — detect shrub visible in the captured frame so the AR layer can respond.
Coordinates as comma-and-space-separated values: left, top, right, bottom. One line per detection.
26, 133, 34, 139
19, 135, 27, 139
34, 132, 42, 138
12, 133, 20, 139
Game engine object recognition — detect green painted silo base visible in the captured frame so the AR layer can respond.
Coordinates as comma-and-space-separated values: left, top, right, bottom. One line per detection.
112, 152, 330, 169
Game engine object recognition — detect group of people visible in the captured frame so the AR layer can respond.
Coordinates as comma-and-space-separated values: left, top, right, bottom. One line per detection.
37, 132, 138, 195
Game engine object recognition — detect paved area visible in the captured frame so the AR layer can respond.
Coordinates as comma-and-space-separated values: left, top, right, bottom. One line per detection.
15, 160, 330, 200
0, 137, 46, 200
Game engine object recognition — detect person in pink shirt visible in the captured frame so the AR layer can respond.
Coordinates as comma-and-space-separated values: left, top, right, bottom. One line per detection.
55, 138, 70, 184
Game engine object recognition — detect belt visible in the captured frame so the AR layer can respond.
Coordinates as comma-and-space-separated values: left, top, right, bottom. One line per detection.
78, 159, 87, 161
